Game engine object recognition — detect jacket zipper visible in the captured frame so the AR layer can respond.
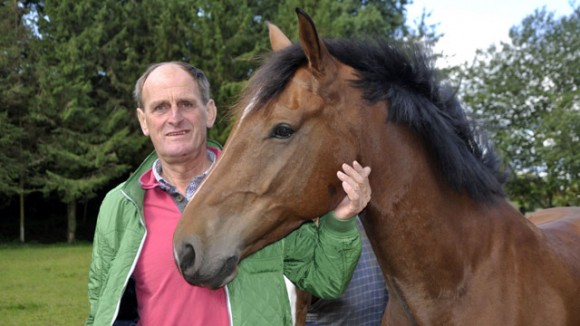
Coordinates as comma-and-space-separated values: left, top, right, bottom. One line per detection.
109, 189, 148, 326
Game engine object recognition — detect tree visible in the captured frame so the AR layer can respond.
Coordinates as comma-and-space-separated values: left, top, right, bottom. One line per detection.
458, 7, 579, 210
0, 0, 45, 242
34, 0, 146, 242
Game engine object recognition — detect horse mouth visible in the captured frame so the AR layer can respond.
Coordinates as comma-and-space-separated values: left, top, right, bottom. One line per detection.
182, 255, 240, 289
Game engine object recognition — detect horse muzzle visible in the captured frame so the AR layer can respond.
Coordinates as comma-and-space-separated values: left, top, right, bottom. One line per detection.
173, 235, 240, 289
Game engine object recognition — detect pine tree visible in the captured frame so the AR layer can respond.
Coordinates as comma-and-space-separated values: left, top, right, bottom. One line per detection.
34, 0, 145, 242
0, 0, 45, 242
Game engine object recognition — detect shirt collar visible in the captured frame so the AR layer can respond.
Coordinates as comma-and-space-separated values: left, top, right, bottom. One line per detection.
150, 149, 217, 200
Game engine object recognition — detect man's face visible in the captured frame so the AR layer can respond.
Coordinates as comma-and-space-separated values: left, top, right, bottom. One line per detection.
137, 64, 216, 164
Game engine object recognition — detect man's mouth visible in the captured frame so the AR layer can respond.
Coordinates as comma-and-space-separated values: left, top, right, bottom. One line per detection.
167, 130, 188, 136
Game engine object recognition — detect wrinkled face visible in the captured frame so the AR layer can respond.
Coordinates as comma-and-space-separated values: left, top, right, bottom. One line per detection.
137, 64, 216, 165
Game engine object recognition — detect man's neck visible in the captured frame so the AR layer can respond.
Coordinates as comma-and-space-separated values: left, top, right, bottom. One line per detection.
159, 152, 213, 195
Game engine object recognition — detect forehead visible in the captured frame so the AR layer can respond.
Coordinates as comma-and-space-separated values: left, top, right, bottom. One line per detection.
142, 64, 201, 104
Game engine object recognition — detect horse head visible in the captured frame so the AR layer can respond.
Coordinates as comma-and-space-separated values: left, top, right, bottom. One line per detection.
173, 9, 362, 289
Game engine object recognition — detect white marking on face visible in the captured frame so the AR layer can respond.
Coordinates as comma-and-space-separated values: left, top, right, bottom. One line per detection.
240, 89, 262, 121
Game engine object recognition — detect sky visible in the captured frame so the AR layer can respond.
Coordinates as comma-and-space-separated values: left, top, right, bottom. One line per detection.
406, 0, 577, 67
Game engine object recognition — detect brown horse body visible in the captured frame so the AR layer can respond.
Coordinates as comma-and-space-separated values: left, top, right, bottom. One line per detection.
174, 9, 580, 325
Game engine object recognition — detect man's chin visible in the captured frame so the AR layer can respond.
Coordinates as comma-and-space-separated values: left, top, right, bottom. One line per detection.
158, 146, 202, 161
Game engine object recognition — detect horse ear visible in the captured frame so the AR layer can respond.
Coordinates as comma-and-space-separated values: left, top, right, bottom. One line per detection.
268, 22, 292, 52
296, 8, 332, 76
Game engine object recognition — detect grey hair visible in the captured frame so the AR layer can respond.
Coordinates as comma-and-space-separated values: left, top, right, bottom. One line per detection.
133, 61, 212, 108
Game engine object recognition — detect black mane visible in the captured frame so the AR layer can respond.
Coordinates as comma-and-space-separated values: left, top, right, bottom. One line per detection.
239, 38, 508, 202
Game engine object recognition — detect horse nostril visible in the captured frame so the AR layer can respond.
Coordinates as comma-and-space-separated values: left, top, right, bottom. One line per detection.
224, 255, 238, 274
179, 243, 196, 273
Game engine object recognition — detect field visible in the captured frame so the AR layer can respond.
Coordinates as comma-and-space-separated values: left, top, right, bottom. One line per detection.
0, 243, 92, 326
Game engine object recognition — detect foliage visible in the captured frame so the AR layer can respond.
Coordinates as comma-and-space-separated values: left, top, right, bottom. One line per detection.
458, 7, 580, 209
31, 0, 151, 241
269, 0, 407, 38
0, 243, 91, 325
0, 1, 30, 193
0, 0, 48, 242
33, 0, 148, 200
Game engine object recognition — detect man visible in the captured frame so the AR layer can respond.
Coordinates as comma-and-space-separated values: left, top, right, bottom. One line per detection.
86, 61, 371, 325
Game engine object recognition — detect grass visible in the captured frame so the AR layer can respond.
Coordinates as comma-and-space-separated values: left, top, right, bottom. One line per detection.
0, 243, 92, 326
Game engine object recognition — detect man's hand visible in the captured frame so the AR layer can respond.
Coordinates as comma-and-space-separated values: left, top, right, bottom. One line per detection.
333, 161, 372, 220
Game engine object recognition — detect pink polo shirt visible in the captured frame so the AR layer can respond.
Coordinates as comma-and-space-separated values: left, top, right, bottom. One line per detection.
134, 169, 229, 326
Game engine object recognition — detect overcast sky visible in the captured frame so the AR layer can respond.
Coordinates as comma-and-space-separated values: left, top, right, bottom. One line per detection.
406, 0, 577, 67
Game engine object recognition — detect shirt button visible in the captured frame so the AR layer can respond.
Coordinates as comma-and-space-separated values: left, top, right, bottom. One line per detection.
176, 195, 184, 202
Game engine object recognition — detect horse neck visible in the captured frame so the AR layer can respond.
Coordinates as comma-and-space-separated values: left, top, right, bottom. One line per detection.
362, 123, 467, 214
357, 113, 522, 282
356, 109, 547, 309
358, 114, 466, 221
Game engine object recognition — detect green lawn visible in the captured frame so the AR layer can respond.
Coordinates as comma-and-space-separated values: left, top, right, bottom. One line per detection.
0, 243, 92, 326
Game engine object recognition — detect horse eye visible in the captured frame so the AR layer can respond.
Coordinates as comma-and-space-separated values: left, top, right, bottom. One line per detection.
270, 124, 295, 139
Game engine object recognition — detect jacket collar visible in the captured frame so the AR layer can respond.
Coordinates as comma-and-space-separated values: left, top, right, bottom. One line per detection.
120, 140, 223, 205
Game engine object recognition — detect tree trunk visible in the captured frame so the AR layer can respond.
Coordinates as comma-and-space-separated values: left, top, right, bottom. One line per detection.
67, 201, 77, 243
19, 190, 25, 243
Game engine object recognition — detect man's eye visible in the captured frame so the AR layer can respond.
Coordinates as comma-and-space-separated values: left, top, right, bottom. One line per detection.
180, 101, 194, 109
270, 124, 295, 139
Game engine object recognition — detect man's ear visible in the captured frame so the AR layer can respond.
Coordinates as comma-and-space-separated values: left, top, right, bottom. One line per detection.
136, 108, 150, 136
206, 100, 217, 128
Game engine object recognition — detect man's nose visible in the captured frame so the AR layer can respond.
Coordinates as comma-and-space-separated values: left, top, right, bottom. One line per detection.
169, 105, 184, 121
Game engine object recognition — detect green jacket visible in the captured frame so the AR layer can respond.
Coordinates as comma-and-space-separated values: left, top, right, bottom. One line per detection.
86, 147, 362, 326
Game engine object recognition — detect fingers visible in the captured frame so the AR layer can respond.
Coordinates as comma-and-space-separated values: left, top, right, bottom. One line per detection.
332, 161, 372, 220
338, 161, 371, 180
337, 161, 371, 200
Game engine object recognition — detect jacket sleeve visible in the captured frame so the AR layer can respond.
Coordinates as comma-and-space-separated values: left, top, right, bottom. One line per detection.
86, 191, 120, 326
283, 212, 362, 299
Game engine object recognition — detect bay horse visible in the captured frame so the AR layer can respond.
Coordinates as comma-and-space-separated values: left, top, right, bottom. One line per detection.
174, 8, 580, 325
